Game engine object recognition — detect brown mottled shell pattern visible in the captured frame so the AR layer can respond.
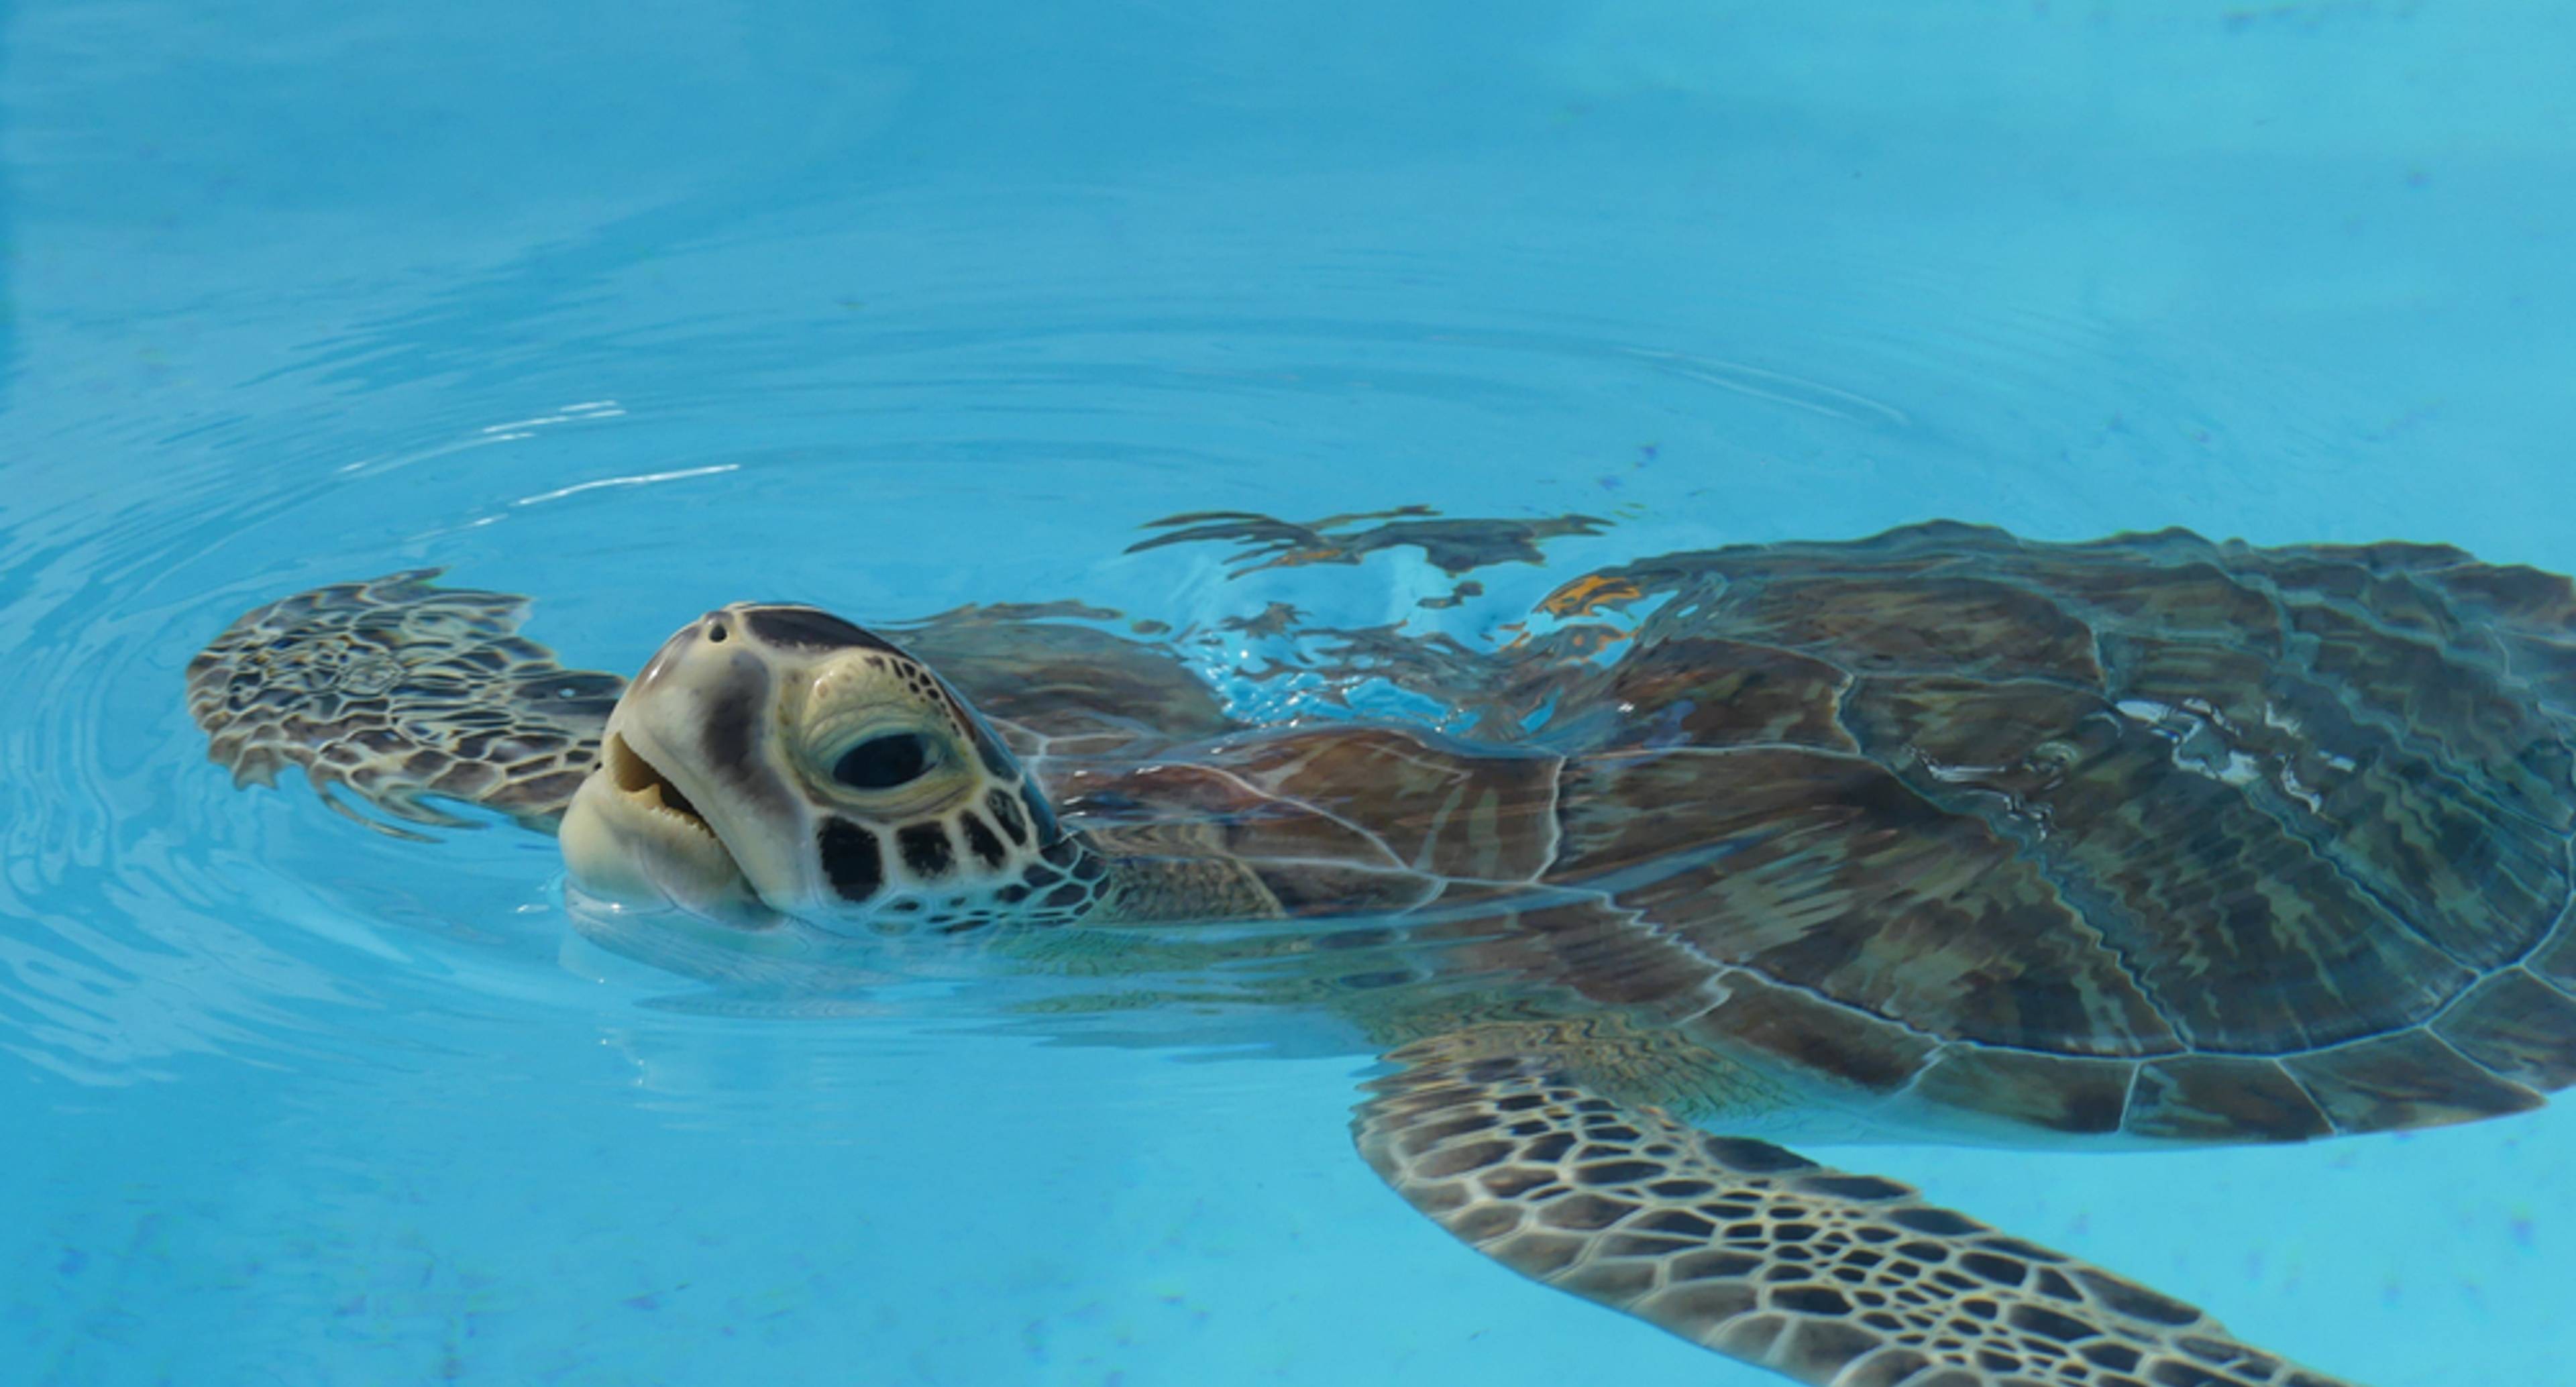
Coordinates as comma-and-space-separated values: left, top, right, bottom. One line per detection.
1071, 521, 2576, 1144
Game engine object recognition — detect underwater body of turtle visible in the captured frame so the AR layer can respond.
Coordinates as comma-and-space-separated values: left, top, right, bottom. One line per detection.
188, 516, 2576, 1387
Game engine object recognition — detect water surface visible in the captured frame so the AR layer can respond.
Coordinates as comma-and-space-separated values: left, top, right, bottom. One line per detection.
7, 3, 2575, 1383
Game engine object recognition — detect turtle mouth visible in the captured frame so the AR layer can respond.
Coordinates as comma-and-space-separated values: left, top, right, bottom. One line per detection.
562, 730, 781, 932
602, 732, 734, 864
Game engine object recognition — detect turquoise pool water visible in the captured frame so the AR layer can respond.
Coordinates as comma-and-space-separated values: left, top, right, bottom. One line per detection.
7, 3, 2576, 1384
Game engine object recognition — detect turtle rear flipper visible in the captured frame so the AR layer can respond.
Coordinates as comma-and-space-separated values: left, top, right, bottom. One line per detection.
1356, 1036, 2359, 1387
186, 571, 624, 835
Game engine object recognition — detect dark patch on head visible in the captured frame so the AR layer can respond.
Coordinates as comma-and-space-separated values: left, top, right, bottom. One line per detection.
1042, 883, 1087, 909
996, 884, 1029, 904
985, 787, 1028, 844
898, 822, 954, 879
1020, 864, 1061, 887
701, 657, 771, 791
743, 606, 904, 653
970, 722, 1016, 779
818, 818, 883, 902
959, 811, 1007, 869
1071, 852, 1105, 881
1021, 783, 1061, 844
1039, 835, 1077, 867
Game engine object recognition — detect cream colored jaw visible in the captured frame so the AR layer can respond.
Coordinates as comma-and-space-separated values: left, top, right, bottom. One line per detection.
559, 727, 777, 927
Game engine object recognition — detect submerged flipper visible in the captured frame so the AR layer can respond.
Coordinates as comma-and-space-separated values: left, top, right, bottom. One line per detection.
1356, 1038, 2357, 1387
186, 571, 625, 834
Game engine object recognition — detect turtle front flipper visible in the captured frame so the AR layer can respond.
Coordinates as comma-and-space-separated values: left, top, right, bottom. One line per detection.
1356, 1036, 2359, 1387
186, 571, 625, 835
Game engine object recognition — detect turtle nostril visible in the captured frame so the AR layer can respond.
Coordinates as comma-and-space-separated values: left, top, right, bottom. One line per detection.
706, 620, 729, 643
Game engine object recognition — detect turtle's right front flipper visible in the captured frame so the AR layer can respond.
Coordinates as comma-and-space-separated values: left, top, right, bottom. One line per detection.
186, 571, 625, 834
1357, 1037, 2361, 1387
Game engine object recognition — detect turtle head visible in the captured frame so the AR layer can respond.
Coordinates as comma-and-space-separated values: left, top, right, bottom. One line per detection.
560, 604, 1102, 935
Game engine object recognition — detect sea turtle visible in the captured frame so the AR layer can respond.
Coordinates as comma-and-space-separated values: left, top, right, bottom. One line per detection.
186, 519, 2576, 1387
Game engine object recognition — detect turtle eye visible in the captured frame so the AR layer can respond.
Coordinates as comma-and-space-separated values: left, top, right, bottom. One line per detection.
833, 732, 932, 790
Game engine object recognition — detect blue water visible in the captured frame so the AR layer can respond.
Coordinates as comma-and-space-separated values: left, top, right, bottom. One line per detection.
7, 3, 2576, 1384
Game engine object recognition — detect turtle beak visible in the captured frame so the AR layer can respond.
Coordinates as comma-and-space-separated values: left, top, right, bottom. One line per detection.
561, 728, 779, 930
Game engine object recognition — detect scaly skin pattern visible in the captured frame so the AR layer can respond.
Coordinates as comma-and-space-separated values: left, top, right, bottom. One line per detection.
1359, 1038, 2356, 1387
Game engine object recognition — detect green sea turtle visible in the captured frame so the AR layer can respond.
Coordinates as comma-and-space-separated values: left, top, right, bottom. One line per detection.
187, 518, 2576, 1387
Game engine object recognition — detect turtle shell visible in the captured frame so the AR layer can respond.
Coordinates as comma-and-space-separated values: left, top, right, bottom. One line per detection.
1103, 523, 2576, 1144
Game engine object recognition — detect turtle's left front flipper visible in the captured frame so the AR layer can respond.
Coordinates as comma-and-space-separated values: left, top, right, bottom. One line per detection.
1356, 1037, 2360, 1387
187, 571, 625, 834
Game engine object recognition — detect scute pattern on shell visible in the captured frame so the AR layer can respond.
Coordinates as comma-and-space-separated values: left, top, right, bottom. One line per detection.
1471, 522, 2576, 1138
1127, 520, 2576, 1140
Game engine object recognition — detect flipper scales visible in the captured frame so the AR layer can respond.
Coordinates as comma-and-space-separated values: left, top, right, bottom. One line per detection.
1355, 1037, 2359, 1387
186, 571, 623, 832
